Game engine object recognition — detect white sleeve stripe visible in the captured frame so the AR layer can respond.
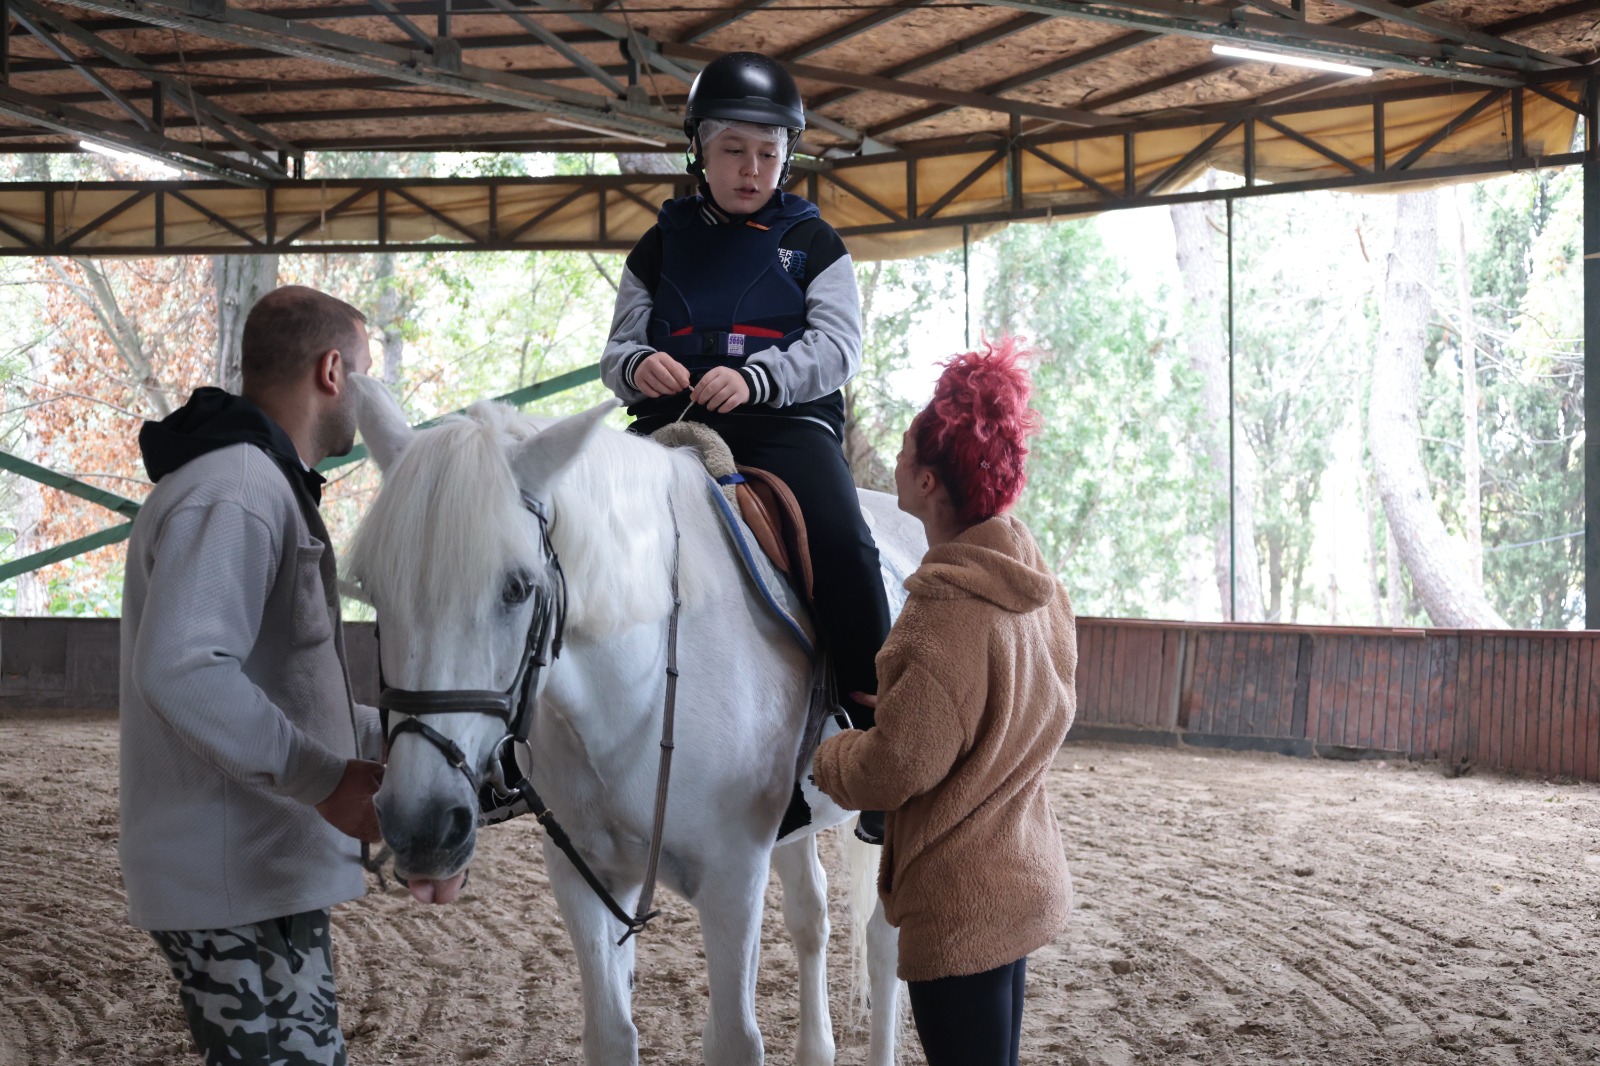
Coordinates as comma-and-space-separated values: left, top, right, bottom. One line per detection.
624, 349, 650, 390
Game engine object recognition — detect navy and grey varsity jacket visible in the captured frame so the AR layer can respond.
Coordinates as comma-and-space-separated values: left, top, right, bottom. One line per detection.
600, 189, 862, 437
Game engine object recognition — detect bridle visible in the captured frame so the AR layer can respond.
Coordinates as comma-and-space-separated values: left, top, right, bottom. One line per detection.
376, 491, 566, 824
374, 490, 681, 944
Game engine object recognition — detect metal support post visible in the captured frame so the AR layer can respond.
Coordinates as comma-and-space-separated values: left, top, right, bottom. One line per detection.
1009, 113, 1023, 211
1227, 196, 1238, 621
1586, 84, 1599, 628
962, 224, 971, 350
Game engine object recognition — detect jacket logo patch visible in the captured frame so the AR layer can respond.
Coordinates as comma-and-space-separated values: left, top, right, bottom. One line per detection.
777, 248, 807, 280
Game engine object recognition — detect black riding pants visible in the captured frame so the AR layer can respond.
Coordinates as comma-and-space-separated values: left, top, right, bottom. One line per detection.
638, 412, 892, 725
907, 956, 1028, 1066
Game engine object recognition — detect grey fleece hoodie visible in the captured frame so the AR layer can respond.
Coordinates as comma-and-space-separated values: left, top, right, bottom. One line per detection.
120, 391, 380, 931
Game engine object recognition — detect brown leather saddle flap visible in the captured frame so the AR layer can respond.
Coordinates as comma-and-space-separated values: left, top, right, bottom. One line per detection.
734, 465, 814, 605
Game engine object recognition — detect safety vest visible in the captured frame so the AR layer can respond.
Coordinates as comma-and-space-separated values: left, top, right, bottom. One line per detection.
628, 192, 845, 436
647, 192, 815, 369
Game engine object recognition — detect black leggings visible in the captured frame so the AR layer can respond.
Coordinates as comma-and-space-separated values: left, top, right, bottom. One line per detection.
640, 413, 893, 725
907, 957, 1028, 1066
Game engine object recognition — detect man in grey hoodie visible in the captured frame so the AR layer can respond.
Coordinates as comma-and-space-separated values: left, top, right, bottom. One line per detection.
120, 285, 383, 1066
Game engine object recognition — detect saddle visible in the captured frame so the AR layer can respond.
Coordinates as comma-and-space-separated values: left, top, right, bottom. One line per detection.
652, 422, 814, 605
731, 467, 814, 605
651, 421, 844, 844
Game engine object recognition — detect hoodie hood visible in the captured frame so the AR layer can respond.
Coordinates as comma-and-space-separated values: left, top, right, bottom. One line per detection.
904, 514, 1057, 613
139, 387, 325, 503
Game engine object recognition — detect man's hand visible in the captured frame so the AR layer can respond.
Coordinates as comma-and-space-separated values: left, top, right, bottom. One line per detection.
635, 352, 691, 398
315, 759, 385, 843
692, 366, 751, 413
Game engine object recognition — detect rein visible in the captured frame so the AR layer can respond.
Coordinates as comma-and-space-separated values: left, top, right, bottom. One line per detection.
375, 491, 681, 945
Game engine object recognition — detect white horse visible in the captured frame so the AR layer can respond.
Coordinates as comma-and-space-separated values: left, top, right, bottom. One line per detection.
345, 375, 924, 1066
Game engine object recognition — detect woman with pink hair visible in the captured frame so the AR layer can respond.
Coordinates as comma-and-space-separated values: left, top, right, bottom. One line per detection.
812, 337, 1079, 1066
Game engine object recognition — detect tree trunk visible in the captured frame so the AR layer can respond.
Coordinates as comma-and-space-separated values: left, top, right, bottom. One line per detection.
212, 254, 279, 393
840, 261, 891, 490
1170, 200, 1265, 621
1266, 529, 1284, 622
616, 152, 682, 176
9, 337, 54, 615
1369, 190, 1507, 628
1453, 187, 1484, 588
1288, 492, 1312, 623
57, 258, 173, 418
1386, 518, 1405, 625
1359, 406, 1386, 626
373, 255, 410, 386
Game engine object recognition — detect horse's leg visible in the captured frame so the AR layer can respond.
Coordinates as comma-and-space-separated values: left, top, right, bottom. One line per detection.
543, 838, 640, 1066
770, 835, 836, 1066
695, 856, 769, 1066
865, 897, 901, 1066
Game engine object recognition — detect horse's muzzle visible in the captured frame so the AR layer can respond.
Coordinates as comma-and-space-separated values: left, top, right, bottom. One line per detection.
378, 797, 477, 881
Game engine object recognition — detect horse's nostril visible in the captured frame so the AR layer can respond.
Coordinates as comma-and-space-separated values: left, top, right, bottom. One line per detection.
438, 803, 474, 852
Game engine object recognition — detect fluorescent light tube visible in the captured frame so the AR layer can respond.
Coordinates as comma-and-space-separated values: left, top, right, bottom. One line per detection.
1212, 43, 1373, 77
547, 118, 667, 147
78, 140, 182, 177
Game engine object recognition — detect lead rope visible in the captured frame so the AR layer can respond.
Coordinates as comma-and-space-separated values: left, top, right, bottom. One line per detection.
622, 494, 682, 945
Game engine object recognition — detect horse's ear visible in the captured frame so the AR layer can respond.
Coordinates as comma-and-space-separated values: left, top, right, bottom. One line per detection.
351, 374, 412, 473
510, 399, 619, 494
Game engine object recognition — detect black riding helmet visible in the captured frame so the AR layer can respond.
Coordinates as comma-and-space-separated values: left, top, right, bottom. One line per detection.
684, 52, 805, 184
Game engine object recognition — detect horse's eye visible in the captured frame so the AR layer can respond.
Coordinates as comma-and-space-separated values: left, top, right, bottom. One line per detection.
501, 571, 534, 608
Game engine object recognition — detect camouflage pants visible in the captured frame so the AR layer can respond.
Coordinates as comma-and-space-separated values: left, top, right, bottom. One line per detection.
150, 909, 347, 1066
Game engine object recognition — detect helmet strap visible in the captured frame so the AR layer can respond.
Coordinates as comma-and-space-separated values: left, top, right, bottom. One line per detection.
779, 128, 801, 185
683, 119, 706, 181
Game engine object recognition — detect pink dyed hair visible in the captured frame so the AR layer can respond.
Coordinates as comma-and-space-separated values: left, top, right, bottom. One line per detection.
909, 336, 1041, 525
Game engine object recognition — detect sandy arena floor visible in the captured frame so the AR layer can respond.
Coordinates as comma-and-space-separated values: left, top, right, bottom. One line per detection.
1, 715, 1597, 1065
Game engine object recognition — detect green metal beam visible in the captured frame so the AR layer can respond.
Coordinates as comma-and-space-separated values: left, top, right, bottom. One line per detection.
320, 361, 603, 472
0, 449, 143, 518
1, 363, 602, 582
0, 520, 133, 582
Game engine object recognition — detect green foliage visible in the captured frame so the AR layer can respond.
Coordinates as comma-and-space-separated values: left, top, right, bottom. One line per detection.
981, 218, 1196, 617
0, 163, 1584, 628
851, 252, 963, 462
1420, 171, 1585, 628
1231, 194, 1378, 622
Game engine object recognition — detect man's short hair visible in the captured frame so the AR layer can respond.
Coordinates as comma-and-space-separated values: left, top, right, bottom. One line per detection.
241, 285, 367, 391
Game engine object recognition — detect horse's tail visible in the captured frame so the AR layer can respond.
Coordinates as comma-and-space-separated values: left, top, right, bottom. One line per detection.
842, 819, 879, 1020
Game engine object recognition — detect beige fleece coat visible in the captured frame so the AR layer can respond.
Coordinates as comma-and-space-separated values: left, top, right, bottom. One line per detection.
812, 514, 1077, 982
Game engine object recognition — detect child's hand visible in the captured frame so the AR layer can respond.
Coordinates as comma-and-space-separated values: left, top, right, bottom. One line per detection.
692, 366, 751, 413
636, 351, 691, 397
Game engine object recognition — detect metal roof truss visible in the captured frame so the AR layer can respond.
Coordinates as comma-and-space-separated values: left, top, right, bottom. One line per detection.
0, 74, 1586, 256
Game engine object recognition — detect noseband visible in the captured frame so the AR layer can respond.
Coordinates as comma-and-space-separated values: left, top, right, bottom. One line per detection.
377, 491, 566, 823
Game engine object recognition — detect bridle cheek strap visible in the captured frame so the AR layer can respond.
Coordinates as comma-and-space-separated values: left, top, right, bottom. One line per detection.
374, 492, 562, 797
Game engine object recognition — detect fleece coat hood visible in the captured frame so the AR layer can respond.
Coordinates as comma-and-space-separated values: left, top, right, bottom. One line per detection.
140, 387, 325, 502
812, 514, 1079, 981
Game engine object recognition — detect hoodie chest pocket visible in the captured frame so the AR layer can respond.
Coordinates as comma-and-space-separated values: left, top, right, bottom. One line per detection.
290, 542, 335, 649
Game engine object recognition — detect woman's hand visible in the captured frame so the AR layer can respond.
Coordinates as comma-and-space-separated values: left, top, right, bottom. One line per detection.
635, 351, 691, 397
848, 691, 879, 709
691, 366, 751, 413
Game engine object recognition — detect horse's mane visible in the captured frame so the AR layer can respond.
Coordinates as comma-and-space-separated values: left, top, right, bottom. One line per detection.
347, 401, 708, 636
